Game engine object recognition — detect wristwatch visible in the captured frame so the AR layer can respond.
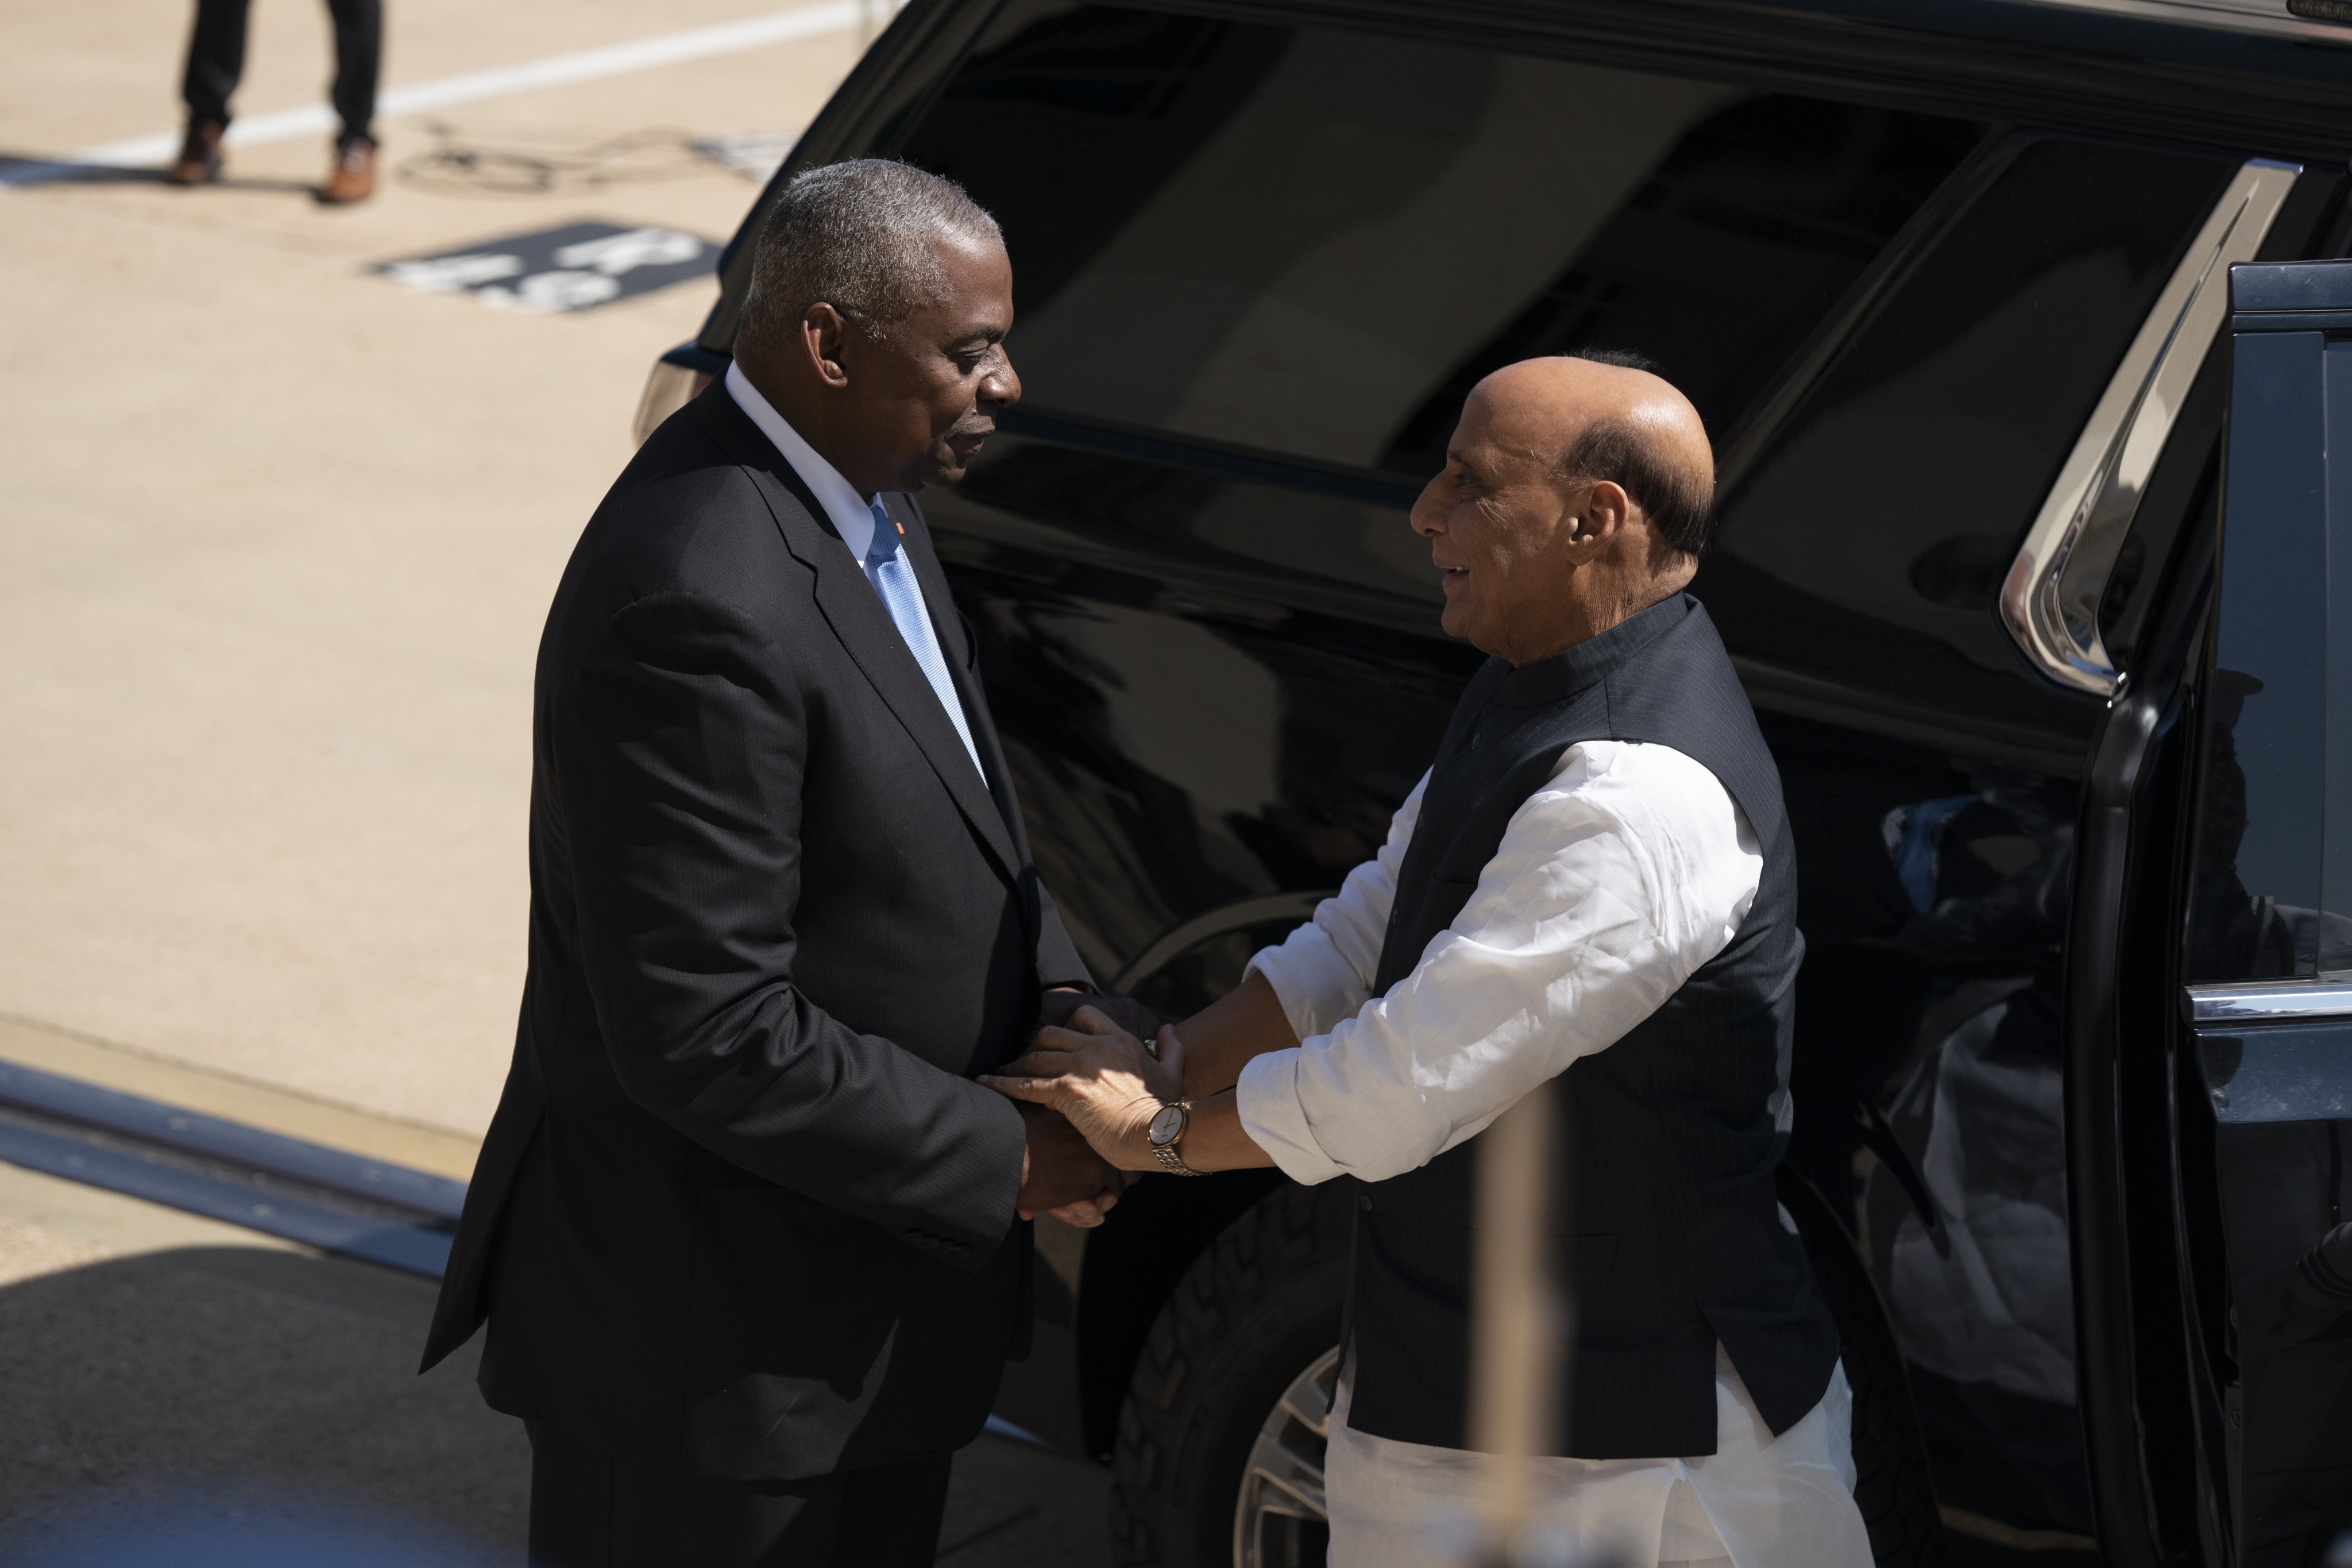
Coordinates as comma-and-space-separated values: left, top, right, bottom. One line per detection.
1148, 1099, 1205, 1177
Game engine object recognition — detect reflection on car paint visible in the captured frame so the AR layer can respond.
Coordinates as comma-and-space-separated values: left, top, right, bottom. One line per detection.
926, 444, 1466, 1013
1855, 763, 2091, 1535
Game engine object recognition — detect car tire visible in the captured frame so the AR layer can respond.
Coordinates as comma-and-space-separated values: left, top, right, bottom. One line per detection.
1110, 1180, 1352, 1568
1114, 1172, 1943, 1568
1781, 1169, 1949, 1568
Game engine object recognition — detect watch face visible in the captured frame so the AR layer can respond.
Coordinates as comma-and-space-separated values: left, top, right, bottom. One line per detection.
1149, 1103, 1185, 1147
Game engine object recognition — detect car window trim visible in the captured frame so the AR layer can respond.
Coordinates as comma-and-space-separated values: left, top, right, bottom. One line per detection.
1713, 126, 2017, 487
2184, 975, 2352, 1024
2004, 0, 2352, 45
1999, 156, 2301, 697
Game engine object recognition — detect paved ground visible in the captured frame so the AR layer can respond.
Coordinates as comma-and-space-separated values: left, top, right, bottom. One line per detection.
0, 7, 1117, 1562
0, 0, 876, 1137
0, 1163, 1113, 1564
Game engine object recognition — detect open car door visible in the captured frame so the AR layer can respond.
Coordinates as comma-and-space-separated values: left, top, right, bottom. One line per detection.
2182, 258, 2352, 1567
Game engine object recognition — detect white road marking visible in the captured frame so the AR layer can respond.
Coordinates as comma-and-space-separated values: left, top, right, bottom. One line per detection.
2, 1, 878, 187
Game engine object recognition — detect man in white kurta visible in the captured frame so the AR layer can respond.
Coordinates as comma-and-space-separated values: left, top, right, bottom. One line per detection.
984, 353, 1874, 1568
1241, 748, 1870, 1568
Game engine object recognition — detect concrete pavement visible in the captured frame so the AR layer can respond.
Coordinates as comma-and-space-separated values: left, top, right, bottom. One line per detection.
1, 0, 870, 1137
0, 7, 1118, 1561
0, 1164, 1113, 1564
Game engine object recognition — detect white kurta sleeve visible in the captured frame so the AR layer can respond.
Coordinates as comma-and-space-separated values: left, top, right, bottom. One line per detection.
1242, 770, 1426, 1042
1235, 741, 1761, 1187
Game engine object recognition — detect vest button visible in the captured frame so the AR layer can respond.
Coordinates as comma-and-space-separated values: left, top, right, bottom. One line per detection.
1359, 1194, 1373, 1212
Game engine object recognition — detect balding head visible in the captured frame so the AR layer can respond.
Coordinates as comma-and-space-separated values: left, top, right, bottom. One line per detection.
1409, 353, 1717, 666
1475, 354, 1716, 558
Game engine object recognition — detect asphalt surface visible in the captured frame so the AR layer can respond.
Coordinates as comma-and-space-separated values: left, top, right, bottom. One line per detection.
0, 5, 1117, 1560
1, 0, 868, 1136
0, 1163, 1114, 1564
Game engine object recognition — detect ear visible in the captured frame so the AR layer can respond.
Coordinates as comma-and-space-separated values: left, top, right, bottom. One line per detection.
800, 304, 852, 391
1581, 478, 1634, 543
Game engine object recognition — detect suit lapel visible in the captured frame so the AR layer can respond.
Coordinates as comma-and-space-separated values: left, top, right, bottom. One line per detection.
690, 388, 1022, 886
883, 492, 1033, 859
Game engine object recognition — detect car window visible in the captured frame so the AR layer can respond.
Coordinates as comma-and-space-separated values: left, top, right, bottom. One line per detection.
1700, 136, 2241, 761
894, 1, 1983, 474
2188, 327, 2351, 982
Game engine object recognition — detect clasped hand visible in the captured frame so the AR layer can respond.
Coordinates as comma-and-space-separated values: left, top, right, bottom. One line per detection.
998, 998, 1186, 1229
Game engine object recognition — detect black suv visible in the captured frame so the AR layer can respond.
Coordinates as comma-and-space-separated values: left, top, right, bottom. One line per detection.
631, 3, 2352, 1564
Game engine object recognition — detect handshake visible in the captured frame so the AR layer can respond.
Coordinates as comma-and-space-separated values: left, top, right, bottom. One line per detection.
993, 990, 1189, 1229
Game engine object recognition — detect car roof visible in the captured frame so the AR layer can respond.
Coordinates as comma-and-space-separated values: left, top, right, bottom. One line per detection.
697, 0, 2351, 353
1149, 0, 2352, 152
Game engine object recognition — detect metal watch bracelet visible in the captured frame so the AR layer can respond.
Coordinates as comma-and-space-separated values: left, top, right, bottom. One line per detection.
1152, 1099, 1206, 1177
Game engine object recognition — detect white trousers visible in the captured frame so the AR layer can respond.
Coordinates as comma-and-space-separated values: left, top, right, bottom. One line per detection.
1324, 1346, 1875, 1568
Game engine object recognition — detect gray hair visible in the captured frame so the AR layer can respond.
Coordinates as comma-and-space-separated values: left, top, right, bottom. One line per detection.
1560, 348, 1716, 557
737, 159, 1002, 350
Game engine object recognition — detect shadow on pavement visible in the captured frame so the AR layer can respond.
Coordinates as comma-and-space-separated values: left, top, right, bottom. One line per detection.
0, 1242, 1113, 1565
0, 155, 318, 194
0, 1246, 523, 1559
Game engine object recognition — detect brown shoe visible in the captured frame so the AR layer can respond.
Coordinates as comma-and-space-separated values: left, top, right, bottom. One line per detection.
165, 121, 224, 186
318, 136, 376, 204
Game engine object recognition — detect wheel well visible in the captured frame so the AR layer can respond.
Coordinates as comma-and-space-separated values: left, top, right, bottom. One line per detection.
1075, 1166, 1289, 1458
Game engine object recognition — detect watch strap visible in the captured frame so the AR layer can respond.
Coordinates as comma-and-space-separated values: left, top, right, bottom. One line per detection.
1152, 1141, 1206, 1177
1150, 1099, 1205, 1177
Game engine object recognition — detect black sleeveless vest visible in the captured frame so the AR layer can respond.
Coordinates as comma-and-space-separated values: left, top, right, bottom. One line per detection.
1342, 594, 1838, 1460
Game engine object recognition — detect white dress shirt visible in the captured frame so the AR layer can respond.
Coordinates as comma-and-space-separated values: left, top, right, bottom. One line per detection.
1236, 740, 1874, 1568
725, 362, 984, 778
728, 361, 889, 585
1238, 740, 1761, 1184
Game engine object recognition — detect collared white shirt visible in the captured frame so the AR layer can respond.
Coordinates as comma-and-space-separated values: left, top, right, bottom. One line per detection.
1236, 740, 1873, 1568
1237, 740, 1762, 1185
726, 361, 889, 597
725, 362, 985, 778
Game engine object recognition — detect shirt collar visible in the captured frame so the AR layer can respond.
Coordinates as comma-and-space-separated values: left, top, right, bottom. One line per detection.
725, 360, 877, 563
1488, 592, 1695, 708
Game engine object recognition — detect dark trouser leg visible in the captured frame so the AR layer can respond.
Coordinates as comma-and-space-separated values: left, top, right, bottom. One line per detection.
526, 1422, 952, 1567
833, 1450, 955, 1566
321, 0, 381, 145
180, 0, 252, 129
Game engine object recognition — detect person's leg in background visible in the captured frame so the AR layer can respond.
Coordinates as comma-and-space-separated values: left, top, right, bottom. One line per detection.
317, 0, 381, 203
168, 0, 251, 185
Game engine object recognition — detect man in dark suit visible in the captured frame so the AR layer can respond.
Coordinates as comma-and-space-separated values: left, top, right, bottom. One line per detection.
419, 159, 1124, 1567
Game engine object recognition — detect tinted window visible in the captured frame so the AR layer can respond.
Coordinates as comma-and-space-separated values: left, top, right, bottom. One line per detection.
2188, 328, 2339, 981
2328, 339, 2352, 970
898, 2, 1980, 473
1701, 137, 2239, 761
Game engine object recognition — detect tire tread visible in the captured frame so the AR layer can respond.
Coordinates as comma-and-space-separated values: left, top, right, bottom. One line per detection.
1111, 1183, 1349, 1567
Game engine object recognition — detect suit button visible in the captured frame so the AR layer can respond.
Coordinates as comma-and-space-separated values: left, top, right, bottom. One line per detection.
1359, 1195, 1373, 1212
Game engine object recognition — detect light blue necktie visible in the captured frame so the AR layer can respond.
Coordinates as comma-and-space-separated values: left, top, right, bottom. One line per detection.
865, 501, 985, 780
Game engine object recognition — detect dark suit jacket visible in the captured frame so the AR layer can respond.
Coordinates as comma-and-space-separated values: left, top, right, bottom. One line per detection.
419, 380, 1092, 1481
